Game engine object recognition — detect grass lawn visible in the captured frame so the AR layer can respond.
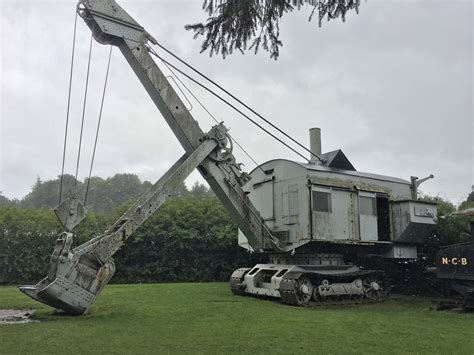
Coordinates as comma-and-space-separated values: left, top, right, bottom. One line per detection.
0, 283, 473, 354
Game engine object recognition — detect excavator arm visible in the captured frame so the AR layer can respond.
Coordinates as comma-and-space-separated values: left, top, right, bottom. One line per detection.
19, 0, 280, 315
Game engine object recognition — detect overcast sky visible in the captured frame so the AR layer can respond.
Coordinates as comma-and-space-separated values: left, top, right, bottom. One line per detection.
0, 0, 472, 205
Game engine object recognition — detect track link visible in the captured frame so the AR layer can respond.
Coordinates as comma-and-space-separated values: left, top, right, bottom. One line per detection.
280, 270, 389, 307
229, 268, 251, 296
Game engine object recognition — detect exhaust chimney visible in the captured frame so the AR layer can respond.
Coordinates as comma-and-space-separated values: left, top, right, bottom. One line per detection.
309, 128, 322, 164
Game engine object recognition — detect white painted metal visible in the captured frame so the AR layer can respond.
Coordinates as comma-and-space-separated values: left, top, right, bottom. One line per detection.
311, 187, 353, 241
243, 264, 293, 298
309, 128, 322, 163
239, 158, 436, 257
359, 191, 378, 242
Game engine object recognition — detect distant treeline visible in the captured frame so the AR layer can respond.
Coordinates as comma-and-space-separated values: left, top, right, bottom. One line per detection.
0, 174, 214, 214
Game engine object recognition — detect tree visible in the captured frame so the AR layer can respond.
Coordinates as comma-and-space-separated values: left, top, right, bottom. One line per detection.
186, 0, 362, 59
112, 195, 260, 283
15, 173, 186, 215
0, 192, 16, 208
189, 181, 214, 197
419, 194, 456, 217
20, 174, 81, 210
418, 194, 471, 260
458, 188, 474, 211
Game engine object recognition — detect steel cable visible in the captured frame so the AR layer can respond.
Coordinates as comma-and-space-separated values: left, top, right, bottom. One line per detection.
74, 33, 93, 187
59, 12, 78, 204
158, 57, 266, 174
148, 47, 311, 163
155, 56, 280, 248
153, 42, 324, 164
84, 46, 113, 206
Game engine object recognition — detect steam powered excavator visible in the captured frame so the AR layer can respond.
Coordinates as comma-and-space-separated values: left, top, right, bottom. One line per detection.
19, 0, 437, 314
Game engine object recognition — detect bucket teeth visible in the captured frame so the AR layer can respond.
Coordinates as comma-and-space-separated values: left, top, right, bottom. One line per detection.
18, 285, 41, 302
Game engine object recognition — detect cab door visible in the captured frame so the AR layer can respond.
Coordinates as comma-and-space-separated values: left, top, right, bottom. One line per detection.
311, 186, 353, 241
358, 192, 378, 241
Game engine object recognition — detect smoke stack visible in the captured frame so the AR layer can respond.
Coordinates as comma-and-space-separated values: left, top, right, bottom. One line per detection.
309, 128, 322, 164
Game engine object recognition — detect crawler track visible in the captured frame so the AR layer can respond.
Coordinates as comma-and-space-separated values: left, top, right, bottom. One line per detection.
279, 270, 389, 307
230, 268, 251, 296
230, 266, 390, 307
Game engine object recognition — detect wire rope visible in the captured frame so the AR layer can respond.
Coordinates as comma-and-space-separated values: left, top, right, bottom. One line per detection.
155, 53, 280, 248
58, 11, 78, 204
154, 42, 324, 164
84, 46, 113, 206
158, 57, 266, 174
148, 47, 311, 163
74, 33, 94, 186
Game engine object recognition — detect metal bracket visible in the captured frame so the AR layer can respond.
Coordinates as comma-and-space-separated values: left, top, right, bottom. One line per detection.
54, 192, 86, 231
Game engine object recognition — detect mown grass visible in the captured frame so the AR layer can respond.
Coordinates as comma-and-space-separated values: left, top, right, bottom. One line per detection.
0, 283, 473, 354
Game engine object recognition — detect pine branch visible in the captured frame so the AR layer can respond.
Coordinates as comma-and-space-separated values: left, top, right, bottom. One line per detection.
185, 0, 362, 60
